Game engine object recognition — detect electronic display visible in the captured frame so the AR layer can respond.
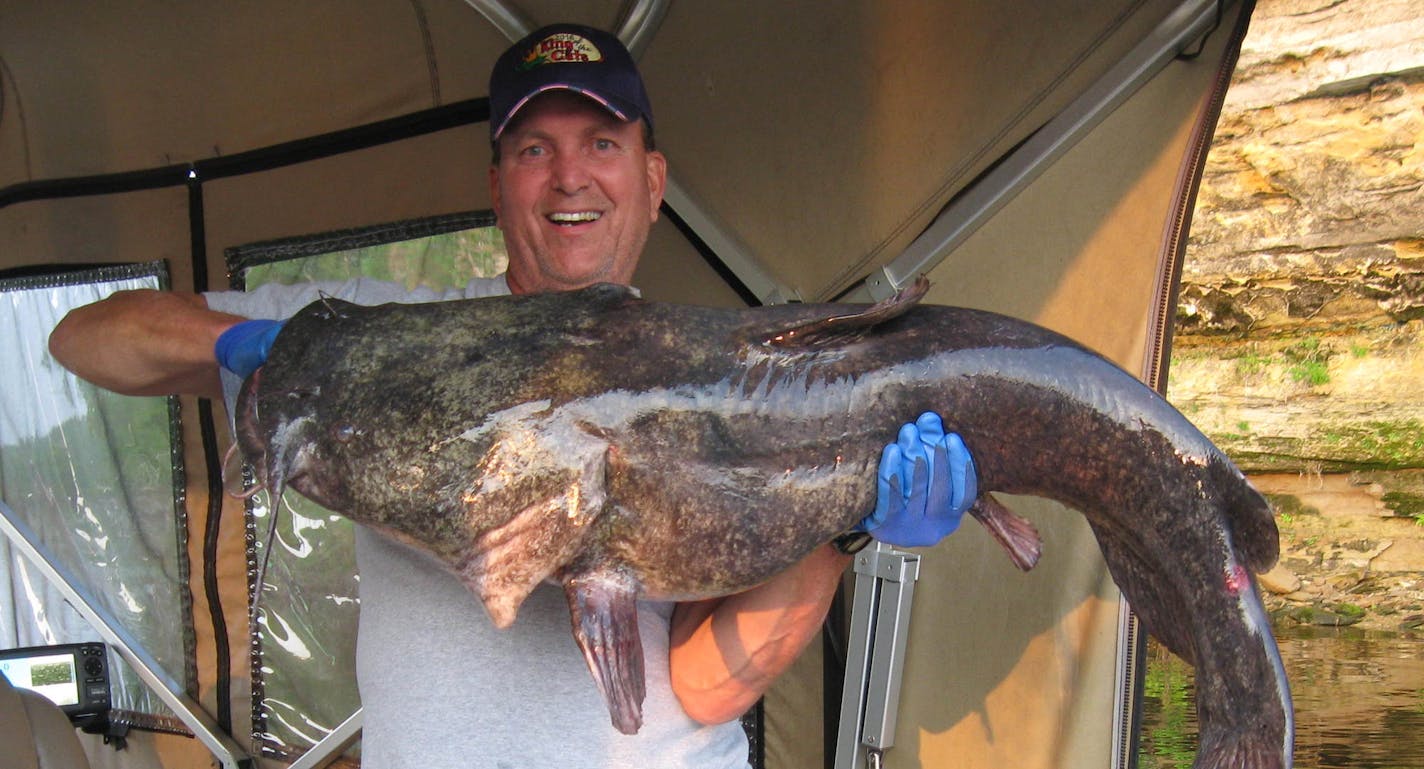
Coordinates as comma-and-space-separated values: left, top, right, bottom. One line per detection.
0, 642, 110, 721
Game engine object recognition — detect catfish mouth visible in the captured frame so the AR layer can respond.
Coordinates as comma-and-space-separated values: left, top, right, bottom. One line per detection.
229, 368, 272, 499
233, 368, 265, 460
231, 368, 354, 516
230, 368, 312, 505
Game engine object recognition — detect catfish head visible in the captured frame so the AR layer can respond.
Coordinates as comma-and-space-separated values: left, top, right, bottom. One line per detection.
234, 366, 353, 512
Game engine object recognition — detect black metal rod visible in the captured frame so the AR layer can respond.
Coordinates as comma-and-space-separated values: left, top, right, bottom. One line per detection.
0, 98, 489, 209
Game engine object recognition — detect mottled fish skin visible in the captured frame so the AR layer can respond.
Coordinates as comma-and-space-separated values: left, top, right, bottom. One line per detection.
235, 281, 1291, 767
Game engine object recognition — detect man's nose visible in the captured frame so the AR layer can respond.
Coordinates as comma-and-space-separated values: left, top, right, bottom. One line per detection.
551, 152, 591, 194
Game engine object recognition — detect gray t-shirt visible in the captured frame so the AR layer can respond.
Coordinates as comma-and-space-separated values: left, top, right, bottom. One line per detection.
207, 276, 750, 768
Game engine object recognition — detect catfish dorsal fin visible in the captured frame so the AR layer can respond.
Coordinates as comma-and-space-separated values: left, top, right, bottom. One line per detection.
762, 275, 930, 349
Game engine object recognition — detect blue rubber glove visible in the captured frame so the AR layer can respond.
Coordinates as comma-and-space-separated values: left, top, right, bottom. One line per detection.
214, 319, 284, 378
860, 412, 977, 547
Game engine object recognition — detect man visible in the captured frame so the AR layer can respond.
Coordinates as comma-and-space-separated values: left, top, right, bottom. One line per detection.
49, 23, 974, 767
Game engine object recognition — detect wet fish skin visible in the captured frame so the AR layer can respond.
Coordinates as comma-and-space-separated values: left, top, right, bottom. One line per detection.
235, 281, 1291, 768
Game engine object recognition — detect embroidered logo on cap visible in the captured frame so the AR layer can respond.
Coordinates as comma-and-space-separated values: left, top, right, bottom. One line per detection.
518, 32, 604, 71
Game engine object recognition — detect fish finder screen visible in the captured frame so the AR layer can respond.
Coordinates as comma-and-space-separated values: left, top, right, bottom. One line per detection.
0, 652, 80, 707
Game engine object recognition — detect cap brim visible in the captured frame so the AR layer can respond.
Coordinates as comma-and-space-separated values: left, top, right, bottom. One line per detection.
492, 84, 642, 140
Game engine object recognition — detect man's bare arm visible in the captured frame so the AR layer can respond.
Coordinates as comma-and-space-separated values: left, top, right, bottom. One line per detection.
48, 289, 246, 400
668, 544, 850, 725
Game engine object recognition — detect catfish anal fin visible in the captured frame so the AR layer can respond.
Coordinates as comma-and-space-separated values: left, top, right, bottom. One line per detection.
564, 571, 646, 735
761, 276, 930, 349
969, 494, 1043, 571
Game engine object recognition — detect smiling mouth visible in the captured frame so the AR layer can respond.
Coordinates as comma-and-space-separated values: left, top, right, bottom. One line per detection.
548, 211, 602, 226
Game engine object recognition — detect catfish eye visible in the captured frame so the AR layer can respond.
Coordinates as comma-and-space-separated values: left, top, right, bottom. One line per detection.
332, 423, 360, 443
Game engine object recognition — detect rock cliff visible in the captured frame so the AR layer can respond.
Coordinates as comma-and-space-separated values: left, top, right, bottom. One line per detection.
1167, 0, 1424, 629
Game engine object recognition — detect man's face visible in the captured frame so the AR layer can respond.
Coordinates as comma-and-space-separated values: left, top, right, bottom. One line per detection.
491, 91, 667, 294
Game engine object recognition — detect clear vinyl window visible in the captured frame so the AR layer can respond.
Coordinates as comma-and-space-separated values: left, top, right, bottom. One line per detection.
0, 261, 193, 729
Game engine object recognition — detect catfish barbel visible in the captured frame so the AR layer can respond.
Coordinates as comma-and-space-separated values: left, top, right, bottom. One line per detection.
235, 279, 1292, 769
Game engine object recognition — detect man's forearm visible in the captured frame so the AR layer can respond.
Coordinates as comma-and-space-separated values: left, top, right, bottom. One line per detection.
668, 544, 850, 725
48, 289, 244, 399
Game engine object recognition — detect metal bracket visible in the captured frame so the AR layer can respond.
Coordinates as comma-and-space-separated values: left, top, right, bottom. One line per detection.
288, 708, 363, 769
834, 542, 922, 769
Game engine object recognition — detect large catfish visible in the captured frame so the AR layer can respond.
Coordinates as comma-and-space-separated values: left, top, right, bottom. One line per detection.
236, 279, 1292, 769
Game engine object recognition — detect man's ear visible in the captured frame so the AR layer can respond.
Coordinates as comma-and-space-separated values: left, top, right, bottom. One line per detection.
646, 150, 667, 222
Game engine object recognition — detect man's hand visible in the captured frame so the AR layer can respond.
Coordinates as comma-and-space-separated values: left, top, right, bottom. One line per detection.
861, 412, 977, 547
214, 319, 284, 378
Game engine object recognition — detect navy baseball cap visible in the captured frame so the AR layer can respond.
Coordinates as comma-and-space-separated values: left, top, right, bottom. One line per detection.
489, 23, 654, 141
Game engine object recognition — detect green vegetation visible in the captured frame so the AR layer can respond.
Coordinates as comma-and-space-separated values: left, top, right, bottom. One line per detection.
1181, 338, 1333, 388
1192, 336, 1338, 387
245, 227, 507, 289
1283, 337, 1332, 386
1285, 602, 1366, 626
1284, 337, 1325, 360
1319, 419, 1424, 468
1232, 350, 1273, 379
1203, 419, 1424, 473
1138, 643, 1197, 769
1288, 359, 1330, 385
1381, 491, 1424, 518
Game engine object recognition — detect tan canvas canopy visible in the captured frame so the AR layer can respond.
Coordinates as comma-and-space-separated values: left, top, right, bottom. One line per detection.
0, 1, 1254, 766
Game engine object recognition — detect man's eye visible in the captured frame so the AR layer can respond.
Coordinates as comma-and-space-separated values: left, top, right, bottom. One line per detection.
593, 138, 616, 152
520, 145, 546, 158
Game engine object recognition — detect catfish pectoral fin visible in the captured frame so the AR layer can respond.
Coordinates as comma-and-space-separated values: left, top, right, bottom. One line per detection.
969, 495, 1043, 571
564, 571, 645, 735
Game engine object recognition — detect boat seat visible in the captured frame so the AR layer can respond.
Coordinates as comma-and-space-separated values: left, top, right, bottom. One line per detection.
0, 671, 92, 769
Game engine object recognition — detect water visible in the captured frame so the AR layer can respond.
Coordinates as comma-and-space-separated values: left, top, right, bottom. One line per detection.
1138, 625, 1424, 769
